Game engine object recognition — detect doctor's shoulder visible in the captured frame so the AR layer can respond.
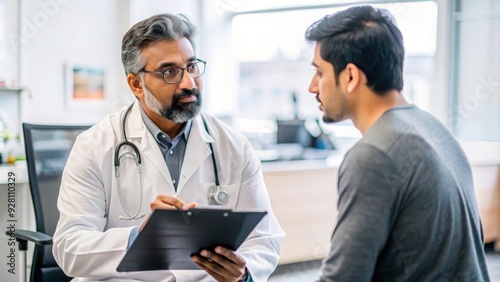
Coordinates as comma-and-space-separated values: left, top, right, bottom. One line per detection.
73, 114, 122, 155
201, 114, 253, 150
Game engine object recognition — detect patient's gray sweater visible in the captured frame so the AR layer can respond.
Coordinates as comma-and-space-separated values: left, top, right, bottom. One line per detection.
319, 105, 490, 282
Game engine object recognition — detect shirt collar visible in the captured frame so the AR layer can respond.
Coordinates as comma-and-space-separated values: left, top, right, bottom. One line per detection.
138, 103, 192, 145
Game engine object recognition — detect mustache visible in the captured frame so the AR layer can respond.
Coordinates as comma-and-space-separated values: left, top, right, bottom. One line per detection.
175, 88, 201, 100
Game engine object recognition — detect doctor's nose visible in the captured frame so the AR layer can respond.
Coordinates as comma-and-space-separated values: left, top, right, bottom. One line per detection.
178, 70, 196, 90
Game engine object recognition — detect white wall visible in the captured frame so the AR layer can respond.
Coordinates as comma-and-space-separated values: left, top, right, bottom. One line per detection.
6, 0, 454, 128
15, 0, 205, 126
128, 0, 215, 115
18, 0, 131, 125
129, 0, 201, 29
1, 0, 20, 82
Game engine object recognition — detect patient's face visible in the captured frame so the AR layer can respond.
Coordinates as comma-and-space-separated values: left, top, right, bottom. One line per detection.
309, 42, 350, 123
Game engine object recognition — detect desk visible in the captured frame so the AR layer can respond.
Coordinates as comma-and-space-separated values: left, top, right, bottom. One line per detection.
472, 165, 500, 244
461, 141, 500, 249
263, 158, 341, 264
263, 149, 500, 264
1, 151, 499, 271
0, 159, 341, 270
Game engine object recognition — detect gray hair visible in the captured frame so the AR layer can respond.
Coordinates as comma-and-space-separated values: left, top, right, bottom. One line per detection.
121, 13, 197, 74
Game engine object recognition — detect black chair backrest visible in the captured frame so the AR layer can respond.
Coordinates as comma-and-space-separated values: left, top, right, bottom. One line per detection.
23, 123, 90, 282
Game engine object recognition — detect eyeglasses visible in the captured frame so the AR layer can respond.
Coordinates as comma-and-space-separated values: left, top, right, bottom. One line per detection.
139, 59, 206, 84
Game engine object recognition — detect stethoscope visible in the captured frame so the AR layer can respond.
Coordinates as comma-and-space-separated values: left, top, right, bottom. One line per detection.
114, 103, 227, 220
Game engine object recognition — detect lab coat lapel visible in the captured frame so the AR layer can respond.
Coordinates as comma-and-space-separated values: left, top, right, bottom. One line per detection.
126, 103, 173, 189
177, 114, 213, 193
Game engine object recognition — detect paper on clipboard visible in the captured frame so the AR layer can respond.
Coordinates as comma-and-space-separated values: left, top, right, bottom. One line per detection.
116, 208, 267, 272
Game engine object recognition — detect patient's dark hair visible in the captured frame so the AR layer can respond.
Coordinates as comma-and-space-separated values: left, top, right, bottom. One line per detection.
306, 5, 404, 95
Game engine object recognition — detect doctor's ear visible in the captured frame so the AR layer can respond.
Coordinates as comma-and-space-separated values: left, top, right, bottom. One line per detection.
127, 73, 144, 98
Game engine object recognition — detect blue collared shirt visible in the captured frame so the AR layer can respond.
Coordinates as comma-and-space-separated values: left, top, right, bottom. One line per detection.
138, 104, 192, 191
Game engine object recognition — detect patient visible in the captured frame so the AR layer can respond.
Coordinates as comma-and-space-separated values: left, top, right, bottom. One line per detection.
306, 5, 490, 281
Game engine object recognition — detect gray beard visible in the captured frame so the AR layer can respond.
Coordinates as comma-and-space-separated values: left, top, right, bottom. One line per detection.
143, 85, 202, 123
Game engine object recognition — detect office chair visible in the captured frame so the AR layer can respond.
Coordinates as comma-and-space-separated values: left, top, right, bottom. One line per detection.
6, 123, 90, 282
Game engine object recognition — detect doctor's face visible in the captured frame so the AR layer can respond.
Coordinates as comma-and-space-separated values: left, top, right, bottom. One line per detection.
137, 38, 202, 123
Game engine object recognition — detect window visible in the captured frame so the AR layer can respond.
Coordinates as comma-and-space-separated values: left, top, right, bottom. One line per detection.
230, 1, 438, 138
450, 0, 500, 141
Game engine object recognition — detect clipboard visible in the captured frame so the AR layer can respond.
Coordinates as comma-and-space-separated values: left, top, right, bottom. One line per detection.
116, 208, 267, 272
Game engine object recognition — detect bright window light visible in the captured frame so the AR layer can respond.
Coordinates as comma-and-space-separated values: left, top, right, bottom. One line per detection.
231, 2, 438, 62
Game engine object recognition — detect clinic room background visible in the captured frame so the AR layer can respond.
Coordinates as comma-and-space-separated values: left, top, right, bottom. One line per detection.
1, 0, 499, 281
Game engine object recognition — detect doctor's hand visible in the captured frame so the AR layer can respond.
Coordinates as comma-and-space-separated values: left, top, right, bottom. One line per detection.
149, 195, 197, 211
192, 246, 247, 282
140, 195, 197, 232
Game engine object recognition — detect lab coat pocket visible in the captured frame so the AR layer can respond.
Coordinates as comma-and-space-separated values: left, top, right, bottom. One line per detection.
202, 182, 240, 209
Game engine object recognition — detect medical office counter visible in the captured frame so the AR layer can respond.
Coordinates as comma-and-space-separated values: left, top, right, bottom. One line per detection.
1, 148, 499, 271
0, 158, 340, 273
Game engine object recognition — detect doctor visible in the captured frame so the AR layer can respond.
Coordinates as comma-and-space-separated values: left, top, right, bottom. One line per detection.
52, 13, 284, 282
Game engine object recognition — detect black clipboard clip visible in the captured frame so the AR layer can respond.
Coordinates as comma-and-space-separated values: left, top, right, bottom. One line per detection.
178, 208, 233, 225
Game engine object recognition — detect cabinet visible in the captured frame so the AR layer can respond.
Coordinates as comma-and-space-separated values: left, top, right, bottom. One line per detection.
473, 165, 500, 246
264, 158, 500, 264
263, 160, 340, 264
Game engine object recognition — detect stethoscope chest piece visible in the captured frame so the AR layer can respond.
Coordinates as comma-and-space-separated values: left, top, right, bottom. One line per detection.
212, 186, 228, 205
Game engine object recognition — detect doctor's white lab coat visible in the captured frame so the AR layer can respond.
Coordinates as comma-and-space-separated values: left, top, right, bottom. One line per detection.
52, 102, 284, 282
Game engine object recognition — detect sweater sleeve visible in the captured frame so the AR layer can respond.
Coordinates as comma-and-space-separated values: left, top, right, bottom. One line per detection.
318, 144, 399, 282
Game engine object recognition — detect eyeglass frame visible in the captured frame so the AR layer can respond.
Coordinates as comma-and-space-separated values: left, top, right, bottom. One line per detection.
138, 58, 207, 84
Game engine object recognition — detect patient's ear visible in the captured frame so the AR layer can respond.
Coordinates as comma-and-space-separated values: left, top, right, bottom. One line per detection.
345, 63, 361, 93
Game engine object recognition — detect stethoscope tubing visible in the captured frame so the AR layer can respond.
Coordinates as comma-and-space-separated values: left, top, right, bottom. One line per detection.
115, 103, 145, 220
114, 103, 226, 220
200, 115, 228, 205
